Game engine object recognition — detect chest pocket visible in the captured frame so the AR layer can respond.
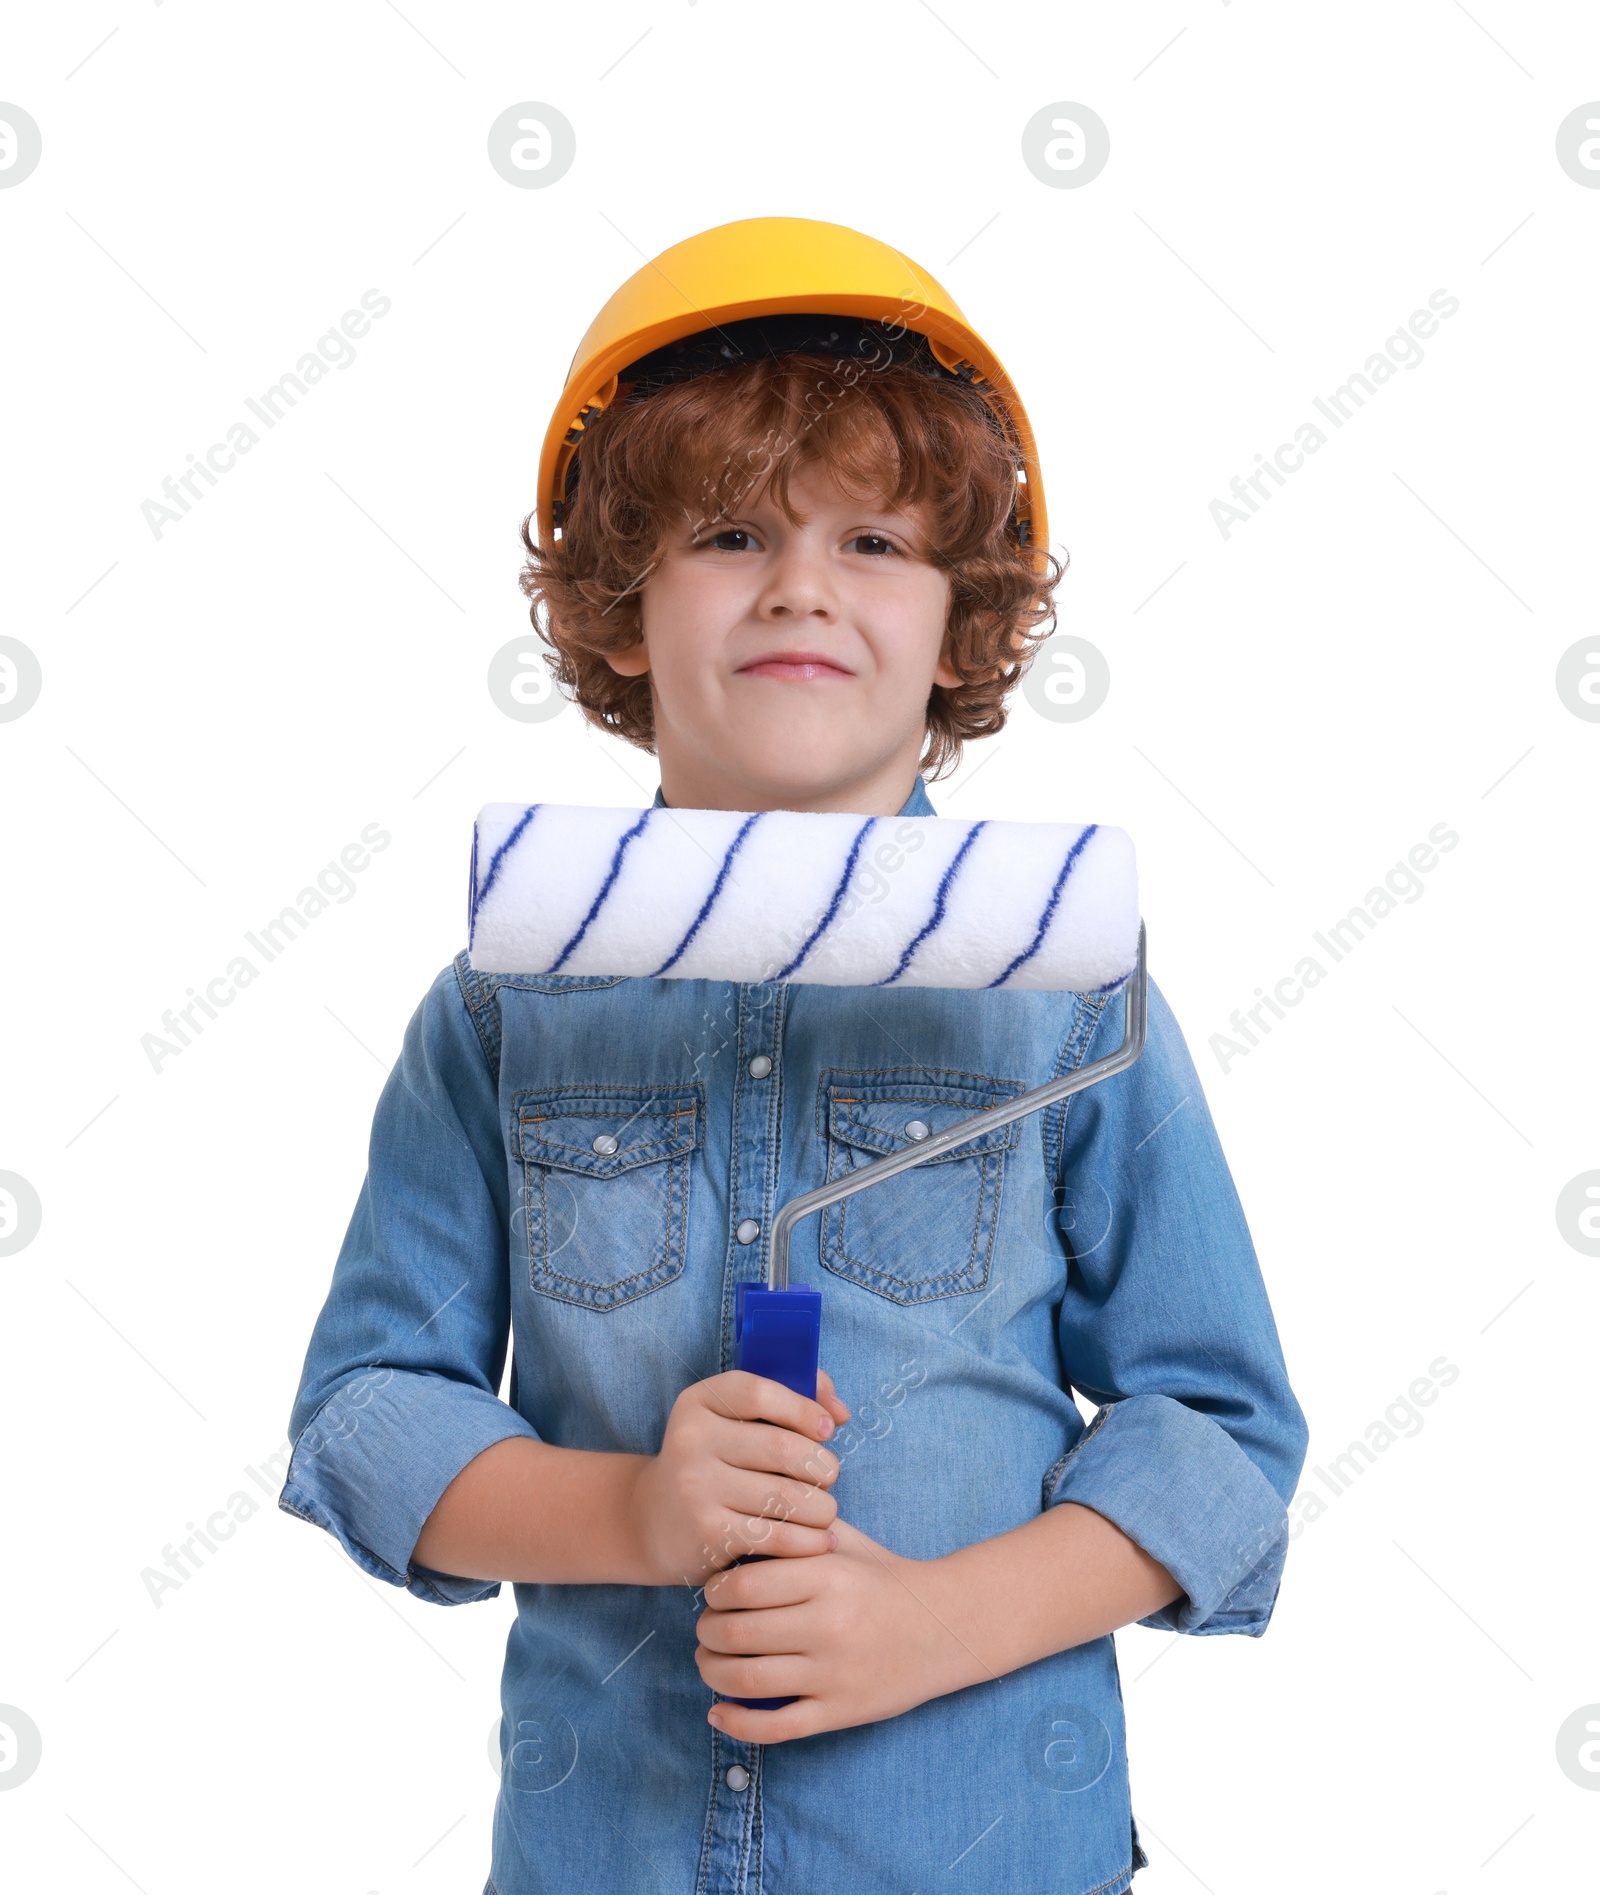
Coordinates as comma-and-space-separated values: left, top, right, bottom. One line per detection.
817, 1069, 1023, 1304
512, 1083, 702, 1310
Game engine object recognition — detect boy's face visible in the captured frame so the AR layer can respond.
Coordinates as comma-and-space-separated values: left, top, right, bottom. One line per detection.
605, 456, 960, 814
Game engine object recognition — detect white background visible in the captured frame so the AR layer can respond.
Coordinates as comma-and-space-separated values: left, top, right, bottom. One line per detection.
3, 3, 1597, 1890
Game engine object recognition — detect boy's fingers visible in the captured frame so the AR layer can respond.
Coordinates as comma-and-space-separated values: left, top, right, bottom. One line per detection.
697, 1599, 813, 1655
721, 1421, 840, 1488
710, 1370, 837, 1441
706, 1696, 817, 1747
697, 1648, 809, 1703
703, 1551, 824, 1612
814, 1367, 850, 1420
726, 1471, 838, 1532
720, 1516, 835, 1562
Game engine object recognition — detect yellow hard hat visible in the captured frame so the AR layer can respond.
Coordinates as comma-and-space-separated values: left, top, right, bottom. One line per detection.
537, 215, 1046, 554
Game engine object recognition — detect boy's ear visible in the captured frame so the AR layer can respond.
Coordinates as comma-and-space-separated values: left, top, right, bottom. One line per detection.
605, 637, 650, 678
933, 652, 961, 690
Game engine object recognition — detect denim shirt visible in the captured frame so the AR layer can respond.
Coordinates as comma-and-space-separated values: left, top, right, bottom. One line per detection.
281, 773, 1308, 1895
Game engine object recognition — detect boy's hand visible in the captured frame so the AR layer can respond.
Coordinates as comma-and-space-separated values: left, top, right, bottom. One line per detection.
626, 1368, 850, 1587
694, 1517, 977, 1743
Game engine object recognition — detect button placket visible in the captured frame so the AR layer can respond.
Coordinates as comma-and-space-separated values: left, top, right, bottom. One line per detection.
695, 982, 786, 1893
724, 984, 786, 1317
699, 1732, 763, 1893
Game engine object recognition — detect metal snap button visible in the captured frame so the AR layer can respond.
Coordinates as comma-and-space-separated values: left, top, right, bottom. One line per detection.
591, 1133, 619, 1155
725, 1763, 750, 1791
747, 1055, 773, 1079
904, 1119, 930, 1141
736, 1219, 761, 1245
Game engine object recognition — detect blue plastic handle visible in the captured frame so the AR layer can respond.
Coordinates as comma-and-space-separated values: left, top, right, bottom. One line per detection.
732, 1281, 820, 1403
720, 1282, 823, 1710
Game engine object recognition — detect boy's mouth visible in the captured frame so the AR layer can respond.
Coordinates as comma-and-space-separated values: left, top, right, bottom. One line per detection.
736, 648, 854, 681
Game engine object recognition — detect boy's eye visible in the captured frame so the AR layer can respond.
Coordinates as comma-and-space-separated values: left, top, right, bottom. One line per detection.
701, 527, 755, 552
848, 533, 898, 556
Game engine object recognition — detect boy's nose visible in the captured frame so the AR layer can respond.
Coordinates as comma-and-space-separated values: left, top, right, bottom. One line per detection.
755, 541, 838, 620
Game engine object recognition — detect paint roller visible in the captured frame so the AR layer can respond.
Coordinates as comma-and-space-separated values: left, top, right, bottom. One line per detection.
466, 797, 1146, 1423
468, 799, 1148, 1706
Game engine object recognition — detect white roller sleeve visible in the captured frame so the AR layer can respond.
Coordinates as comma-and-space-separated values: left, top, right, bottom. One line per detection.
467, 802, 1138, 995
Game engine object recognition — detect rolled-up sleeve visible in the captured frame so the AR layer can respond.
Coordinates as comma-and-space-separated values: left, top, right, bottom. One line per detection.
278, 960, 540, 1606
1041, 970, 1309, 1635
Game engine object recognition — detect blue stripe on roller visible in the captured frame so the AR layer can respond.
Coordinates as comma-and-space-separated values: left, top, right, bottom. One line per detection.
650, 810, 766, 977
467, 823, 479, 946
549, 807, 654, 972
470, 803, 541, 943
986, 823, 1099, 988
772, 817, 877, 982
875, 820, 988, 985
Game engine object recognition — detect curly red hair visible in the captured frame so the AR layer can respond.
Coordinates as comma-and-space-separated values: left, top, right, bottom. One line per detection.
518, 351, 1063, 780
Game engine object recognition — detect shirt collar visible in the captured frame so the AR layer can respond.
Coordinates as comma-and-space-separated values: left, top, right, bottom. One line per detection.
652, 775, 938, 817
898, 774, 937, 818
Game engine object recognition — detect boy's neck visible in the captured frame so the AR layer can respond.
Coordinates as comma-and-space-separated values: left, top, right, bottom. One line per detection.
654, 771, 935, 818
648, 754, 925, 814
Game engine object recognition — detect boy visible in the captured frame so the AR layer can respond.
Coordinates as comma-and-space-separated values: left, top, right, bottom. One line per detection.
281, 217, 1308, 1895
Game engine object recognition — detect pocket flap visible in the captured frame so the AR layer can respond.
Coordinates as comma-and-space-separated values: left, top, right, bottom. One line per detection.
514, 1085, 702, 1178
825, 1076, 1023, 1165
